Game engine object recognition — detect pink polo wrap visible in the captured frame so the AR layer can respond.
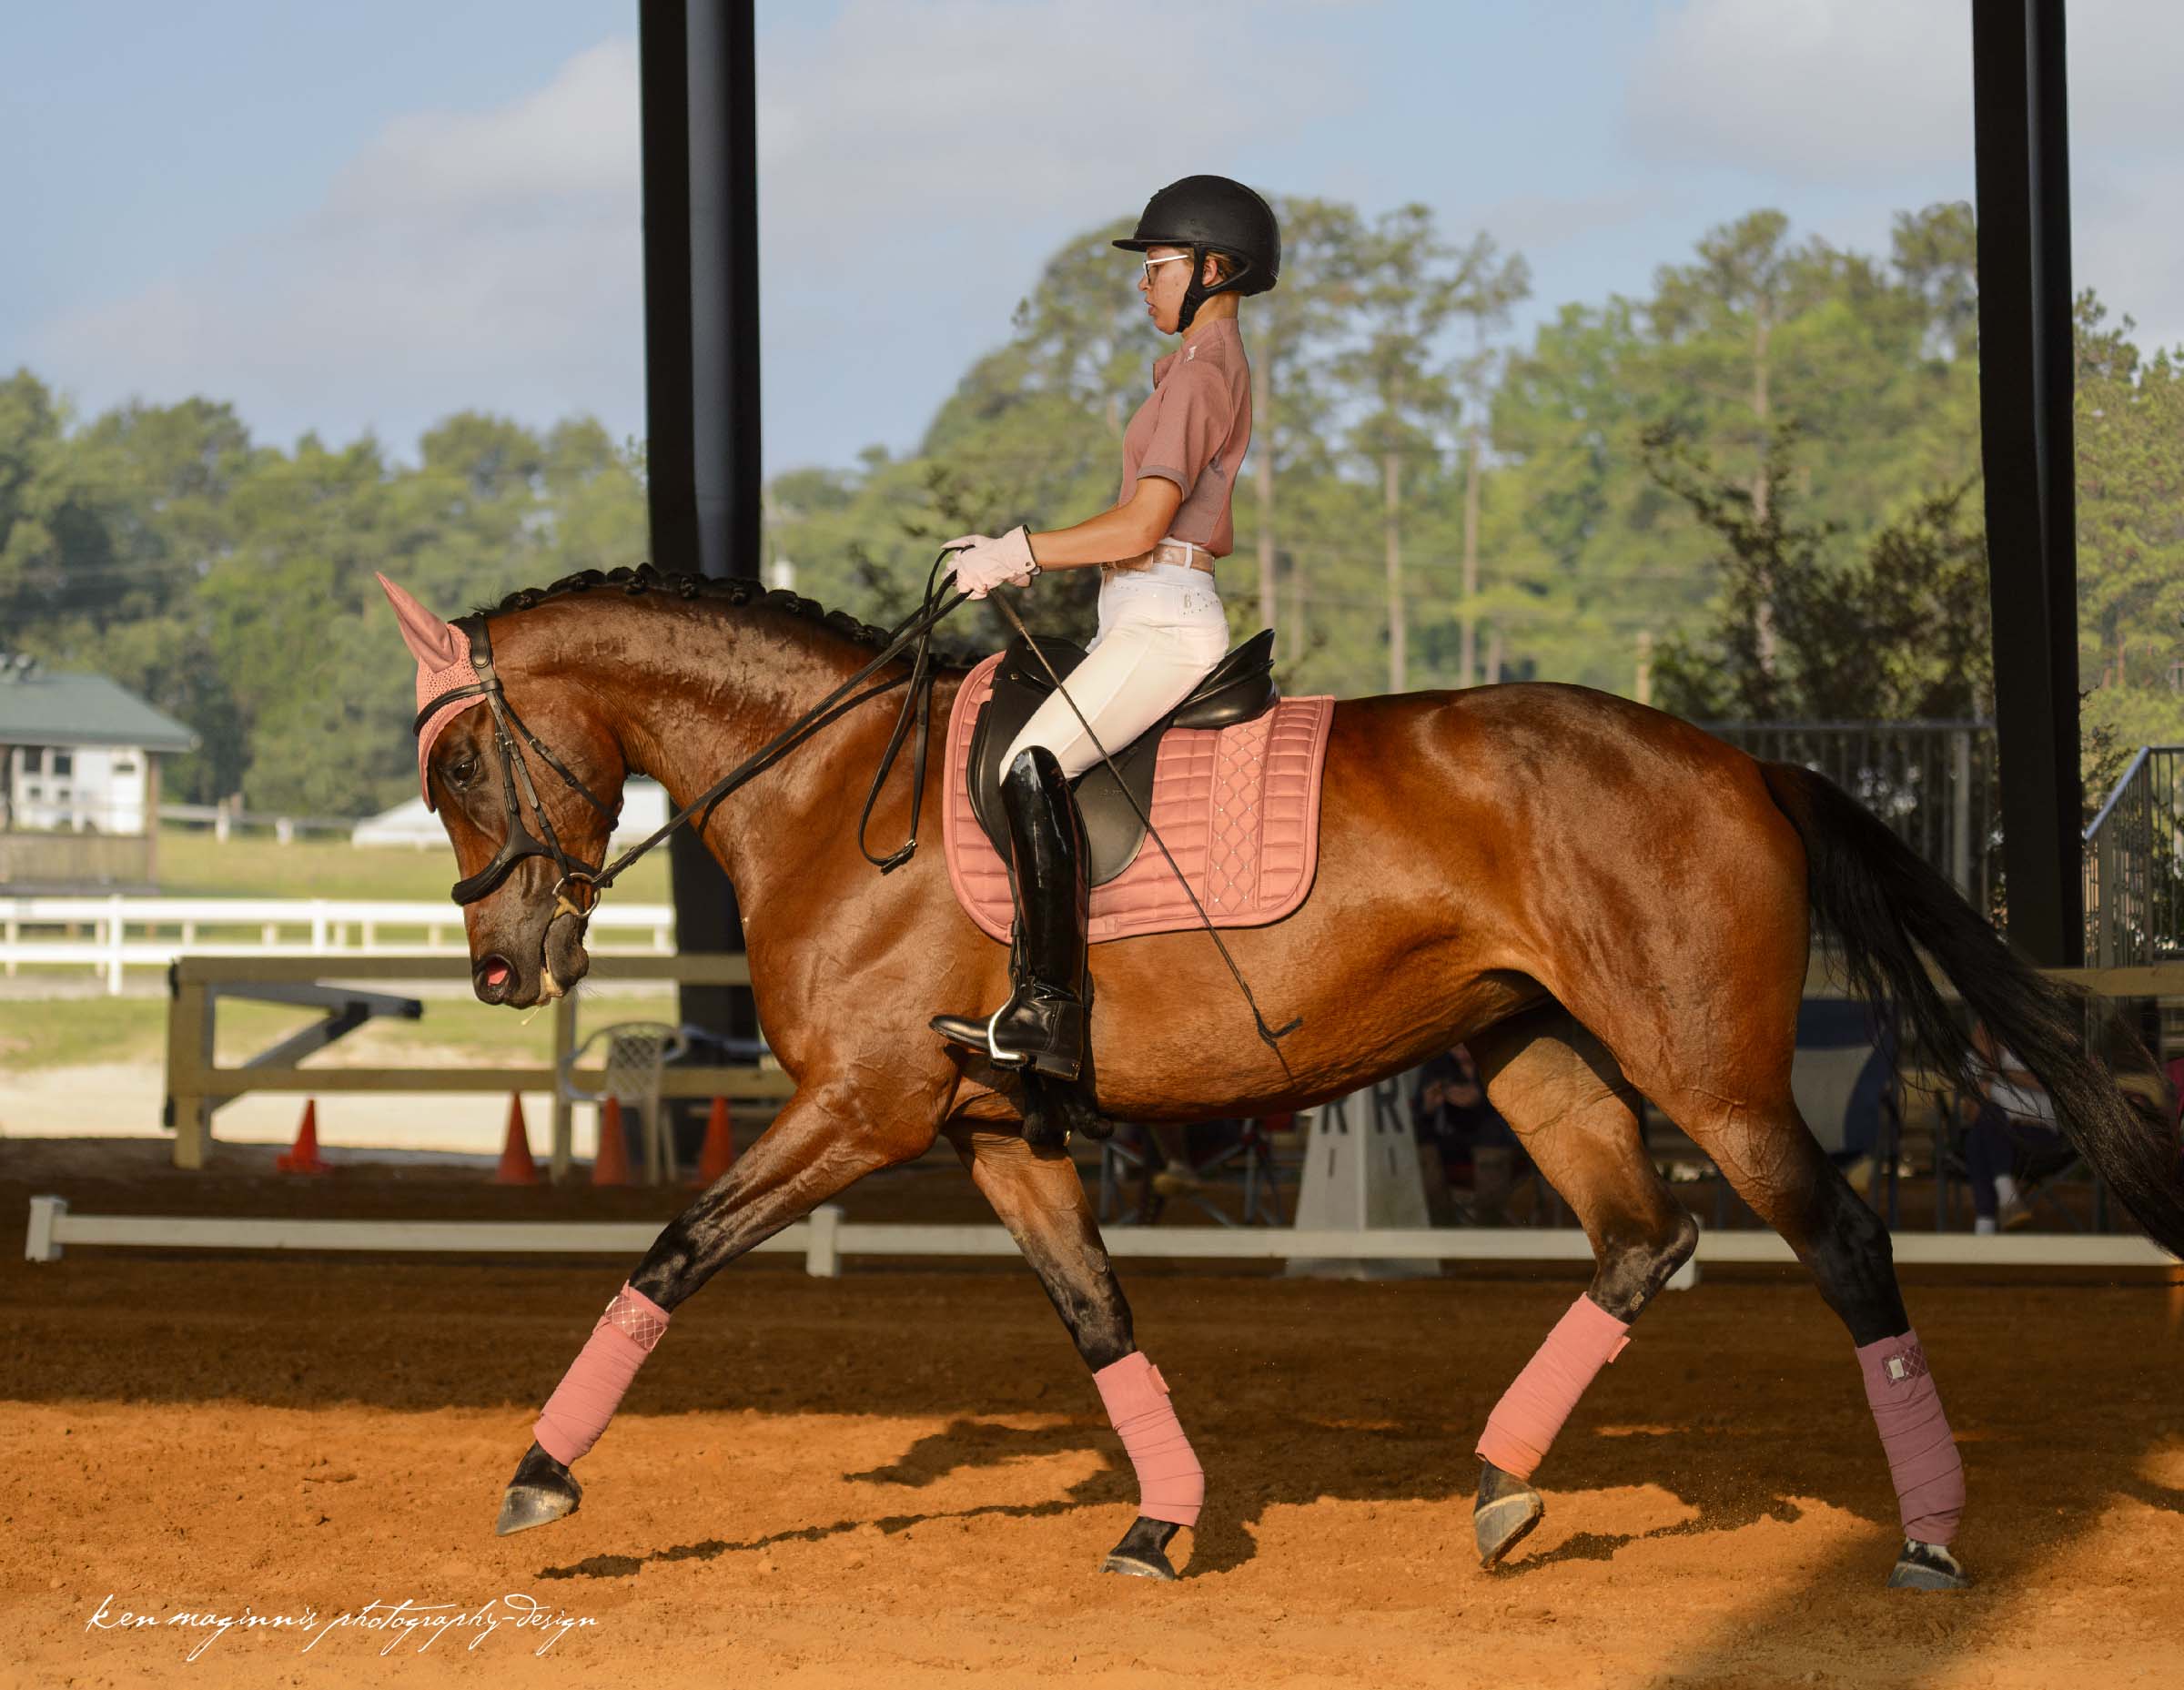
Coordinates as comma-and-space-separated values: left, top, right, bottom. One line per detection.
1094, 1351, 1205, 1527
1855, 1329, 1964, 1545
532, 1283, 672, 1467
376, 572, 487, 807
1477, 1294, 1632, 1480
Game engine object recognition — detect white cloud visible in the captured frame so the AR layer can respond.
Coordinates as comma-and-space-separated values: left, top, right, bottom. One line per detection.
1624, 0, 1973, 179
1623, 0, 2184, 348
31, 40, 644, 456
1472, 189, 1675, 258
320, 41, 637, 228
2077, 165, 2184, 359
757, 0, 1344, 243
1626, 0, 2182, 176
28, 5, 1358, 470
24, 1, 2183, 480
748, 0, 1360, 463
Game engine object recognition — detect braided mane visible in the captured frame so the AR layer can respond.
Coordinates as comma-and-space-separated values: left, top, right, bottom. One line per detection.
476, 563, 895, 651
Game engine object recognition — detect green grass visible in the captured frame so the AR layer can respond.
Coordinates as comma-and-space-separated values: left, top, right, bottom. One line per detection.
0, 997, 175, 1070
0, 990, 679, 1075
153, 825, 673, 904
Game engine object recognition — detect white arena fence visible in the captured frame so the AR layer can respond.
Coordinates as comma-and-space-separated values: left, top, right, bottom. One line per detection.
23, 1198, 2179, 1278
0, 896, 676, 993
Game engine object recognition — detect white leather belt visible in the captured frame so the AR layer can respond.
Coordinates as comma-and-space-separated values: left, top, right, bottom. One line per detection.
1105, 537, 1214, 576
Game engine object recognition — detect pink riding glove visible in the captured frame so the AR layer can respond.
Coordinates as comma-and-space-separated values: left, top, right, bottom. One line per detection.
944, 525, 1038, 599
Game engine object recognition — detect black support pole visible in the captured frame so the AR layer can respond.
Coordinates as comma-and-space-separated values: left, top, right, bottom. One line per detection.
1972, 0, 2081, 965
642, 0, 760, 1054
687, 0, 764, 602
639, 2, 695, 570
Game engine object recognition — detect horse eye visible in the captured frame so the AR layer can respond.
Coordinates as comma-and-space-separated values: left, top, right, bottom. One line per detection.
448, 753, 480, 787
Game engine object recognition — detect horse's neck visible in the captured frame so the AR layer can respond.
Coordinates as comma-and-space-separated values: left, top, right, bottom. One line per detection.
600, 609, 886, 886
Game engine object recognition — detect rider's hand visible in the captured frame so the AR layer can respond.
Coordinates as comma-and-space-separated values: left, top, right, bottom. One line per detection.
943, 525, 1039, 600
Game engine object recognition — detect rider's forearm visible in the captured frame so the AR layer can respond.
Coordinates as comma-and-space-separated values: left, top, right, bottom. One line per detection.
1027, 484, 1184, 569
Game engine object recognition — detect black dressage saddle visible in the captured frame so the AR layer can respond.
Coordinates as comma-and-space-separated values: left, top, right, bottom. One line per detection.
967, 628, 1279, 887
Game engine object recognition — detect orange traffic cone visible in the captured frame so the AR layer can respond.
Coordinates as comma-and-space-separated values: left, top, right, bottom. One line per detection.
691, 1097, 735, 1186
495, 1094, 538, 1185
592, 1096, 631, 1187
276, 1100, 329, 1174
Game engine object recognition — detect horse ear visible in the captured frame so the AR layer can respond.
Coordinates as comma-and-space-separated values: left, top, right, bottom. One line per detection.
376, 572, 466, 671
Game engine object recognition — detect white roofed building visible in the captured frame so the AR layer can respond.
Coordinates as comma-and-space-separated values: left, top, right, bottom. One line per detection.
0, 655, 198, 890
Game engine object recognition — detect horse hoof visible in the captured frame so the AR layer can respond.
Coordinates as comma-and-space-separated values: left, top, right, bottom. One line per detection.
1101, 1516, 1180, 1581
1886, 1539, 1969, 1591
495, 1442, 581, 1537
1474, 1458, 1544, 1567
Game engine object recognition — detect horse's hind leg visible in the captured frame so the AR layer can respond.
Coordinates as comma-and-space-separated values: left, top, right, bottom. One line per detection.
495, 1071, 944, 1537
1464, 1007, 1699, 1566
945, 1121, 1202, 1581
1540, 757, 1967, 1588
1643, 1068, 1969, 1590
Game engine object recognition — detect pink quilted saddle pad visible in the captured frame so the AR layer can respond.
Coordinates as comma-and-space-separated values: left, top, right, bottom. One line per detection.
941, 650, 1336, 945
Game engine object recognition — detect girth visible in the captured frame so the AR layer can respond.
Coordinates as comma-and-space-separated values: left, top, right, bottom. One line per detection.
966, 627, 1278, 886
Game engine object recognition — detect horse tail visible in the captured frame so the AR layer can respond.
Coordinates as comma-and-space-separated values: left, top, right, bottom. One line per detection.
1760, 760, 2184, 1257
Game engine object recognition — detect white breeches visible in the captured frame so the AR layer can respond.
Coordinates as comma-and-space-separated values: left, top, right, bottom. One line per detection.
1002, 562, 1229, 780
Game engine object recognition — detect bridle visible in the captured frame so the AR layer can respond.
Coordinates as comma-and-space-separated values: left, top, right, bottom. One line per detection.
419, 614, 615, 911
420, 562, 971, 914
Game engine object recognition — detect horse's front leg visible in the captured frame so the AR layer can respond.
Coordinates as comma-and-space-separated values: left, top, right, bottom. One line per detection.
945, 1121, 1204, 1581
495, 1071, 944, 1536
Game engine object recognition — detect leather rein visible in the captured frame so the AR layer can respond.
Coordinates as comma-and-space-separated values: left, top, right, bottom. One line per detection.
419, 562, 972, 912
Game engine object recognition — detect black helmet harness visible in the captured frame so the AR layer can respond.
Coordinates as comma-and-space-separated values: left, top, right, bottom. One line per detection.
1113, 175, 1281, 332
1175, 249, 1236, 333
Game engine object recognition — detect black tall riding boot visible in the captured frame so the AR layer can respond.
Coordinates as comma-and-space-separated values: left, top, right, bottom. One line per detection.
931, 746, 1089, 1078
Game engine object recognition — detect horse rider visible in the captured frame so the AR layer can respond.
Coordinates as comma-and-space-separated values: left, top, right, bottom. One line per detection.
931, 175, 1279, 1080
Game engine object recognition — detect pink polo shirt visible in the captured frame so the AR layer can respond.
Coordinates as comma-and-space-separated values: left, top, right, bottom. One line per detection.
1116, 317, 1253, 558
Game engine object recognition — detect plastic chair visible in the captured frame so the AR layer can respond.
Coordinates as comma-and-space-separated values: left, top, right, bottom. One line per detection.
1097, 1118, 1286, 1228
558, 1021, 688, 1184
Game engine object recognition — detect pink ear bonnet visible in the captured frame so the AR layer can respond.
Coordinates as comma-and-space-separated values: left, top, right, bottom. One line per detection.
377, 572, 487, 808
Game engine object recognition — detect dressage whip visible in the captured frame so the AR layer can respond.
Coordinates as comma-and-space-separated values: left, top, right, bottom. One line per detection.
983, 588, 1302, 1069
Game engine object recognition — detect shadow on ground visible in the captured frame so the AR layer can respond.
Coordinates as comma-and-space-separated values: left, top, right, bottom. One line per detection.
6, 1138, 2180, 1679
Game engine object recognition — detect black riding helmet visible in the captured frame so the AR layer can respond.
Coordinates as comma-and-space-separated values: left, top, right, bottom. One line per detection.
1113, 175, 1280, 331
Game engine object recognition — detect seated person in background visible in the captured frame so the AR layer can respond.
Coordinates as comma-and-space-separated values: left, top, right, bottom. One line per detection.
1413, 1046, 1525, 1224
1961, 1017, 2065, 1233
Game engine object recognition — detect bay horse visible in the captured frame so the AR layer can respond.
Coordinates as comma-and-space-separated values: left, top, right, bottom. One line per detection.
382, 564, 2184, 1588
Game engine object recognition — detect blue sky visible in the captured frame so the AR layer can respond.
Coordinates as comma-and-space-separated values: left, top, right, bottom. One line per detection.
5, 1, 2177, 477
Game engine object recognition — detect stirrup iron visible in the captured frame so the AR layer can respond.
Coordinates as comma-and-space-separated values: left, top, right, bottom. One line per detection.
986, 1004, 1030, 1066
